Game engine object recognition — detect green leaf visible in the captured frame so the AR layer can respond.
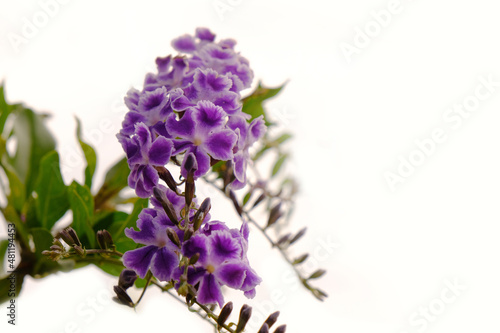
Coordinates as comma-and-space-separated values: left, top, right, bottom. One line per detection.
35, 151, 69, 230
93, 260, 124, 277
11, 108, 56, 196
68, 181, 95, 248
274, 133, 293, 144
75, 117, 97, 189
109, 198, 148, 241
2, 163, 25, 212
94, 157, 129, 210
30, 228, 54, 256
271, 153, 288, 177
0, 83, 13, 135
1, 205, 30, 249
93, 211, 129, 232
242, 82, 286, 125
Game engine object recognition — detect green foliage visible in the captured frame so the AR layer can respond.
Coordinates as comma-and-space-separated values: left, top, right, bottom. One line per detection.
242, 82, 286, 125
68, 181, 95, 248
11, 108, 56, 196
76, 117, 97, 189
35, 151, 69, 230
0, 83, 145, 301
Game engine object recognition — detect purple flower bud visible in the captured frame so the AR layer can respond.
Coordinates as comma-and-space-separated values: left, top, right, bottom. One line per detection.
264, 311, 280, 328
118, 269, 138, 289
217, 301, 233, 329
273, 324, 287, 333
153, 187, 179, 225
235, 304, 252, 333
113, 285, 134, 307
166, 227, 181, 248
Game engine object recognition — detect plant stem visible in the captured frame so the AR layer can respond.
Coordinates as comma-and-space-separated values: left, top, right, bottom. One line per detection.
150, 280, 236, 333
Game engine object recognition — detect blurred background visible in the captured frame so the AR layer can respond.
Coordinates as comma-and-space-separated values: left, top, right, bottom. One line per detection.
1, 0, 500, 332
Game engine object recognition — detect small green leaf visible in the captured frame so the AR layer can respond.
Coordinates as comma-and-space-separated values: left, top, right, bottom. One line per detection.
274, 133, 292, 144
0, 83, 13, 135
242, 82, 286, 125
30, 227, 54, 256
110, 198, 148, 241
35, 151, 69, 230
68, 181, 95, 248
93, 260, 124, 277
271, 154, 288, 177
94, 157, 129, 210
12, 108, 56, 196
308, 269, 326, 280
2, 164, 25, 212
242, 190, 253, 207
75, 117, 97, 189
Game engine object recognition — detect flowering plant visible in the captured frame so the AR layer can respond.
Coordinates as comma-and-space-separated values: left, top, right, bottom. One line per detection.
0, 28, 326, 332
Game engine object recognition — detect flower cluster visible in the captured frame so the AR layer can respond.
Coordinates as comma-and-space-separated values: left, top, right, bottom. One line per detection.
122, 186, 261, 307
118, 28, 263, 307
118, 27, 266, 198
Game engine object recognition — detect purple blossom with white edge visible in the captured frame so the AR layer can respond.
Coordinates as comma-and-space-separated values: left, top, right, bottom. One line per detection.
170, 27, 254, 92
118, 123, 173, 198
122, 208, 180, 281
179, 221, 262, 306
227, 115, 267, 189
166, 100, 237, 178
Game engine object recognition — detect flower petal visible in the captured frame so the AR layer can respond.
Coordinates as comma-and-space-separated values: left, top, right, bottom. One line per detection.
150, 245, 179, 281
182, 234, 209, 265
197, 274, 224, 307
166, 111, 195, 140
122, 245, 157, 279
208, 230, 242, 264
148, 136, 173, 165
192, 100, 226, 134
203, 130, 237, 161
216, 262, 246, 289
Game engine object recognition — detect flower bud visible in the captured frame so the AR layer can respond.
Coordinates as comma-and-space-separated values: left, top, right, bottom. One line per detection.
264, 311, 280, 328
217, 301, 233, 330
273, 324, 287, 333
155, 166, 179, 193
188, 253, 200, 265
308, 269, 326, 280
289, 227, 306, 245
235, 304, 252, 333
258, 323, 269, 333
252, 193, 266, 209
118, 269, 138, 289
292, 254, 308, 265
229, 190, 243, 216
113, 285, 134, 307
183, 227, 194, 241
67, 228, 82, 247
153, 187, 179, 225
96, 230, 114, 250
267, 202, 283, 228
193, 198, 211, 231
167, 228, 181, 248
74, 245, 85, 256
59, 227, 81, 247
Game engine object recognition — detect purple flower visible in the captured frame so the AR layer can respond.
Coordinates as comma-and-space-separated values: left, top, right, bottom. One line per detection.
227, 115, 267, 189
171, 68, 242, 116
118, 123, 174, 197
122, 208, 180, 281
166, 100, 238, 178
179, 221, 261, 306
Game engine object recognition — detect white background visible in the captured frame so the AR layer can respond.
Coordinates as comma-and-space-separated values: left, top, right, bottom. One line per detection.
1, 0, 500, 332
